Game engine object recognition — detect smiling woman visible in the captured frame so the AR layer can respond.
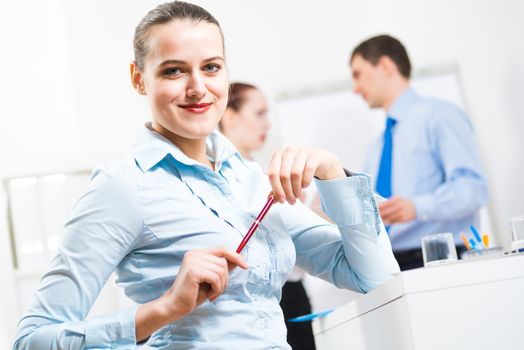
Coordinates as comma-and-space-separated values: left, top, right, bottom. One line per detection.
12, 2, 399, 349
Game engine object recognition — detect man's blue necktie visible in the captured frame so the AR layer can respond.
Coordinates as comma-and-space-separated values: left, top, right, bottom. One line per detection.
376, 116, 397, 198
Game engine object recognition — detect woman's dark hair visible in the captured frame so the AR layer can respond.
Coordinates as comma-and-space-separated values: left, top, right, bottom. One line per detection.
351, 34, 411, 79
133, 1, 223, 70
226, 82, 258, 112
218, 82, 258, 131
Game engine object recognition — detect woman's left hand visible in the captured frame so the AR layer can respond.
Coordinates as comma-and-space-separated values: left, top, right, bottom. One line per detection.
267, 147, 345, 204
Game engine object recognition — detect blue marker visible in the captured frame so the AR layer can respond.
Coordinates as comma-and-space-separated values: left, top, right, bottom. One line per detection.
469, 238, 482, 252
469, 225, 484, 248
288, 309, 334, 323
469, 239, 478, 251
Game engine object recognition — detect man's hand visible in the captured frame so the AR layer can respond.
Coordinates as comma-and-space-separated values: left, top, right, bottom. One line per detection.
378, 196, 416, 225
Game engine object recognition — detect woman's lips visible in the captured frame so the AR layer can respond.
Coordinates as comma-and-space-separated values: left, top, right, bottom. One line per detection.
179, 102, 212, 114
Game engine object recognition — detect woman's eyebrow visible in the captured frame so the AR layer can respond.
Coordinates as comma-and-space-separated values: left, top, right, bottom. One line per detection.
158, 56, 225, 67
202, 56, 225, 63
158, 59, 186, 67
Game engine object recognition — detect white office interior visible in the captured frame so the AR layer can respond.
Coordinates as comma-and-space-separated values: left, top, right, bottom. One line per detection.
1, 0, 524, 348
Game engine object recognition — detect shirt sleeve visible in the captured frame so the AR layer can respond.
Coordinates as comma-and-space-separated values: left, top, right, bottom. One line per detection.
282, 173, 400, 293
13, 164, 143, 350
411, 104, 488, 222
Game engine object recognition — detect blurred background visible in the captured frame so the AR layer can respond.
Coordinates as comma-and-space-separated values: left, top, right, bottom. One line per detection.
1, 0, 523, 346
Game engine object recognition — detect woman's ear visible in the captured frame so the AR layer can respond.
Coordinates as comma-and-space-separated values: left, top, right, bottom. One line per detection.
130, 62, 146, 95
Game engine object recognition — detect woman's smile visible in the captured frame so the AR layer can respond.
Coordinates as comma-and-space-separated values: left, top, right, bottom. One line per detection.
178, 102, 213, 114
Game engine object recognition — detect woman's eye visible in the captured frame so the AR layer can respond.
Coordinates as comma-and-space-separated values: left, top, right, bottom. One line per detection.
203, 64, 220, 73
164, 67, 181, 76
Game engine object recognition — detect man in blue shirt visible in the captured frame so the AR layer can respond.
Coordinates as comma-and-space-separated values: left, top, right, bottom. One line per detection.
349, 35, 488, 270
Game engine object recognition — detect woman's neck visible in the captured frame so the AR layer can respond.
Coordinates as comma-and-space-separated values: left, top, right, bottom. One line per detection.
176, 138, 213, 168
152, 122, 214, 170
222, 132, 253, 161
237, 146, 253, 161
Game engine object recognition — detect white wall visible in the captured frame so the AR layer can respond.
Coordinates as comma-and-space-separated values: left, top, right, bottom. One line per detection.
0, 192, 17, 350
2, 0, 524, 344
3, 0, 523, 235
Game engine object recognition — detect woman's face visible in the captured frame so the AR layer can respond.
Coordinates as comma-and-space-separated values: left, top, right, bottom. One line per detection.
233, 89, 270, 153
134, 20, 228, 143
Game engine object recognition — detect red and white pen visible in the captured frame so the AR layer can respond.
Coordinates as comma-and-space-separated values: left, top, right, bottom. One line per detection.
236, 194, 276, 253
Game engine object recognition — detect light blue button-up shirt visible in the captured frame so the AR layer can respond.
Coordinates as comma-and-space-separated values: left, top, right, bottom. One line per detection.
363, 88, 488, 251
14, 124, 399, 350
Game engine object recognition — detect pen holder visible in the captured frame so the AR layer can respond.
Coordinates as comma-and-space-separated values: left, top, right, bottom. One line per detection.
461, 246, 504, 260
421, 232, 458, 267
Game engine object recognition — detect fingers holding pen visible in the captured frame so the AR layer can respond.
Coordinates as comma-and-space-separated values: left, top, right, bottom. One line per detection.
268, 147, 345, 205
269, 147, 307, 204
198, 247, 249, 302
137, 210, 267, 339
163, 247, 248, 317
199, 254, 229, 300
268, 150, 286, 203
290, 148, 312, 202
301, 152, 320, 190
278, 147, 301, 204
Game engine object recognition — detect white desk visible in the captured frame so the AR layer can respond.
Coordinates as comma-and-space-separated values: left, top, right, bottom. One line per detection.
313, 254, 524, 350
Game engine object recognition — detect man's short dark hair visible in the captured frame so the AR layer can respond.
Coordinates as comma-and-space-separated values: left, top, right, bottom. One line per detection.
351, 35, 411, 79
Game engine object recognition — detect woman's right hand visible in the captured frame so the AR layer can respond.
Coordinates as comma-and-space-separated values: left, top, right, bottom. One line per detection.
163, 247, 248, 315
136, 247, 248, 342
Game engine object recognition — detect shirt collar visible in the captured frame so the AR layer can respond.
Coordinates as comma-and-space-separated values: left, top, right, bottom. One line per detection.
388, 87, 418, 122
131, 122, 245, 172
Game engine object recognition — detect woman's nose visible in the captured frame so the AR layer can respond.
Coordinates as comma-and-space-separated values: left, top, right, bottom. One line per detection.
186, 73, 206, 99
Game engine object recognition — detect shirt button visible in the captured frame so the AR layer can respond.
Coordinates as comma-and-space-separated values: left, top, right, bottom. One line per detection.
357, 189, 365, 197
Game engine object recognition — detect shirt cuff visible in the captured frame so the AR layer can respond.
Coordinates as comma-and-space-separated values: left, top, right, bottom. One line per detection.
343, 167, 354, 177
412, 194, 434, 222
85, 305, 138, 349
314, 172, 381, 233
